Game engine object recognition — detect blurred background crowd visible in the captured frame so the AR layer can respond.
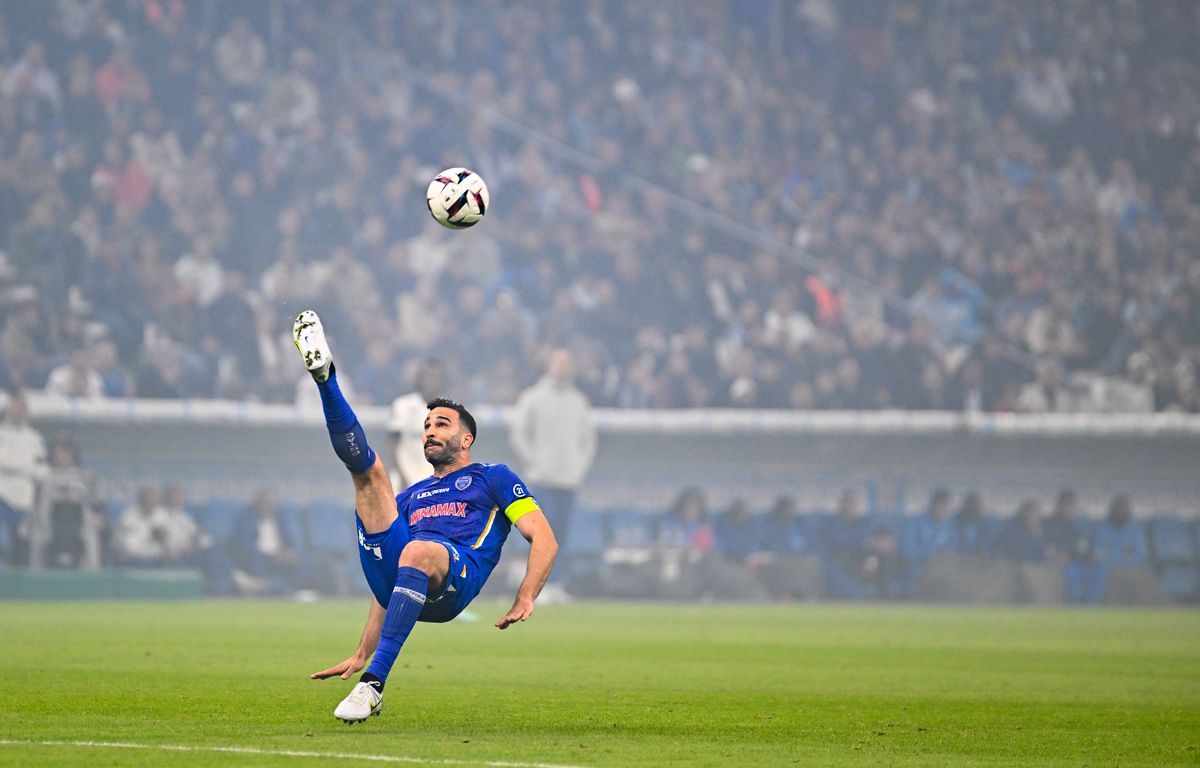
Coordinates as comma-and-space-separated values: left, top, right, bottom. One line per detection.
1, 1, 1198, 604
2, 387, 1187, 605
0, 0, 1197, 412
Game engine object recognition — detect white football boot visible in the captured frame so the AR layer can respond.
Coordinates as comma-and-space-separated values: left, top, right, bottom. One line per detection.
333, 681, 383, 723
292, 310, 333, 383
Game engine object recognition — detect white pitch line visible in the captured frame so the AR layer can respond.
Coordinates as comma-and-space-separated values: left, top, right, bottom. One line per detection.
0, 739, 590, 768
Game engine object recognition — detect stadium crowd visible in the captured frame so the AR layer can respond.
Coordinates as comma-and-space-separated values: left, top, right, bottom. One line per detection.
0, 0, 1197, 412
3, 397, 1191, 604
608, 485, 1180, 605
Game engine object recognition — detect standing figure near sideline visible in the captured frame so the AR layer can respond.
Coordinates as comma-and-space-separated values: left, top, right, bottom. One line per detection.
0, 390, 47, 565
509, 348, 596, 583
385, 358, 447, 490
293, 310, 557, 723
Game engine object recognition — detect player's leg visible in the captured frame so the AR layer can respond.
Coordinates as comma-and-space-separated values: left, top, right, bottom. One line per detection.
332, 515, 414, 723
417, 544, 487, 623
358, 540, 449, 688
293, 310, 397, 534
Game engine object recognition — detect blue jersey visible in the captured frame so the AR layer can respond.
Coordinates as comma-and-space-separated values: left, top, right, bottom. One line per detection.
397, 462, 539, 577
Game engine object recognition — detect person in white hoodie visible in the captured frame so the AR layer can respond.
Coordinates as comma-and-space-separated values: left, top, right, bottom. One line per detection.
385, 359, 447, 490
0, 390, 47, 564
509, 348, 597, 579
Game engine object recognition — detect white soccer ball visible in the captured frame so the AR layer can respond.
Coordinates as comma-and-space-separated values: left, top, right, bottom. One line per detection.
426, 167, 489, 229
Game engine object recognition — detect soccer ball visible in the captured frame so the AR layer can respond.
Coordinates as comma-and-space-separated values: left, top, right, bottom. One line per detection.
426, 167, 489, 229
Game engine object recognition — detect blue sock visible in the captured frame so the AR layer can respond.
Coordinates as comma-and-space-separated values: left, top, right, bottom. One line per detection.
365, 566, 430, 685
317, 367, 376, 475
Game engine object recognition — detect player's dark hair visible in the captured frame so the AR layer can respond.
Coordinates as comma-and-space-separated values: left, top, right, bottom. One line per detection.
426, 397, 477, 439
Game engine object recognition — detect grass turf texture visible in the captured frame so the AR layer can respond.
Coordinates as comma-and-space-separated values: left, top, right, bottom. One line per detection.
0, 601, 1196, 767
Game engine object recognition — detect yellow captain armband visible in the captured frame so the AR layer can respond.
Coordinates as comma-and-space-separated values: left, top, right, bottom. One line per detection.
504, 496, 540, 524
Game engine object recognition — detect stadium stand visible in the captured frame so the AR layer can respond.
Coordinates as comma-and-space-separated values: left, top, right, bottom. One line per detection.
0, 2, 1197, 606
0, 1, 1197, 414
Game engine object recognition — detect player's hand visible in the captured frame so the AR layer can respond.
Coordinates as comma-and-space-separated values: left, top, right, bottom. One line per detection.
495, 596, 535, 629
310, 653, 366, 680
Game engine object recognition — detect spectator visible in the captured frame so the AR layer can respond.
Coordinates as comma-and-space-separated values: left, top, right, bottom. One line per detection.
1017, 357, 1077, 413
821, 489, 900, 600
713, 498, 759, 565
225, 489, 300, 596
27, 437, 105, 570
114, 485, 170, 566
174, 237, 224, 308
2, 42, 61, 111
385, 358, 447, 490
157, 484, 213, 566
655, 487, 766, 600
0, 1, 1196, 416
903, 489, 957, 564
953, 491, 992, 556
754, 495, 822, 600
997, 500, 1050, 564
93, 44, 150, 112
901, 488, 958, 596
114, 484, 210, 567
1044, 489, 1106, 604
1, 289, 47, 388
0, 390, 47, 565
1091, 494, 1164, 604
658, 487, 714, 554
758, 495, 810, 557
92, 337, 131, 397
44, 348, 104, 398
509, 348, 597, 576
1092, 494, 1148, 569
214, 17, 266, 92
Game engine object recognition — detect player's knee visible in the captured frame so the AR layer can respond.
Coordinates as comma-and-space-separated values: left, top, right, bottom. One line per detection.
398, 540, 449, 576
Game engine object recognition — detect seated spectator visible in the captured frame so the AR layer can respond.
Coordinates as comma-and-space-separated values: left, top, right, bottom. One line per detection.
27, 437, 105, 570
114, 485, 170, 566
158, 484, 212, 566
93, 337, 131, 397
1092, 494, 1162, 604
1, 290, 46, 388
1044, 489, 1105, 604
657, 488, 714, 554
997, 500, 1050, 563
1092, 494, 1147, 568
0, 390, 47, 565
820, 489, 900, 600
225, 489, 300, 596
757, 495, 810, 556
44, 348, 105, 398
918, 491, 1019, 603
754, 495, 821, 600
654, 488, 763, 600
713, 498, 759, 565
901, 488, 957, 595
708, 497, 770, 600
999, 499, 1067, 603
953, 491, 992, 556
114, 483, 211, 568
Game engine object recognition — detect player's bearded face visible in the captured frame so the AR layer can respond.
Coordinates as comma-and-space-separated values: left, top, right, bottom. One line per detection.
423, 431, 464, 466
423, 410, 469, 467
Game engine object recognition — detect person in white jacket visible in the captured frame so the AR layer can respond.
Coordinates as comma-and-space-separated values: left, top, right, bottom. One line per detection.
0, 390, 47, 564
509, 348, 597, 578
385, 359, 447, 490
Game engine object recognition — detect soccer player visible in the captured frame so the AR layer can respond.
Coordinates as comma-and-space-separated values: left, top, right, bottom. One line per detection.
292, 310, 558, 722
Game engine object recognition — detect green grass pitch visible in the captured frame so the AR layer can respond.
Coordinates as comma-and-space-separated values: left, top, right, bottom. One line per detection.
0, 600, 1197, 767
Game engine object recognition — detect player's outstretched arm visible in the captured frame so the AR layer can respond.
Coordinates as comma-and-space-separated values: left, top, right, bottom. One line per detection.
496, 510, 558, 629
311, 597, 386, 680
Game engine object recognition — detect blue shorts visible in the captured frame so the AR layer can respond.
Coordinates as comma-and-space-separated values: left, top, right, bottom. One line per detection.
356, 514, 489, 623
